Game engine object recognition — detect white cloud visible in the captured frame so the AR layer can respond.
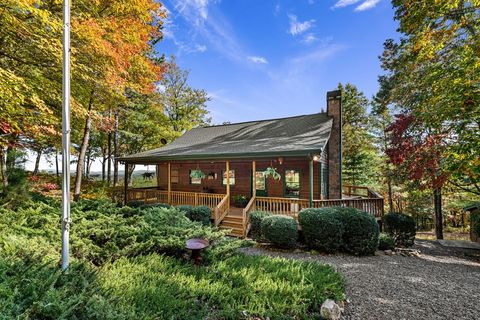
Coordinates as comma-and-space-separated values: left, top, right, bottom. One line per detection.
355, 0, 381, 11
301, 33, 318, 44
170, 0, 245, 61
195, 44, 207, 52
247, 56, 268, 64
288, 14, 315, 36
332, 0, 362, 9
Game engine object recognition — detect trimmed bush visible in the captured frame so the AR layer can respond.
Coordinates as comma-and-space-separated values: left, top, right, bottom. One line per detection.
298, 208, 344, 252
335, 207, 380, 255
249, 211, 273, 240
187, 206, 212, 225
378, 233, 395, 250
176, 205, 193, 214
383, 212, 416, 247
261, 215, 298, 248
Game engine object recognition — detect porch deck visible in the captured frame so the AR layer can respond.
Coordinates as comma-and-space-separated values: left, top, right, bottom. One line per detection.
119, 186, 384, 238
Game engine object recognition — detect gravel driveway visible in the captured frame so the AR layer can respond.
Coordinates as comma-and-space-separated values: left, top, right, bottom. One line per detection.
240, 240, 480, 320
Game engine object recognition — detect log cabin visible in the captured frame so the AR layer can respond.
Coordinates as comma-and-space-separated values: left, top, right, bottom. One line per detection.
118, 90, 383, 237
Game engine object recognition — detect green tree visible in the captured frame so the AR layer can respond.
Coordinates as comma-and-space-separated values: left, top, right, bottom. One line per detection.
338, 83, 379, 187
160, 56, 211, 135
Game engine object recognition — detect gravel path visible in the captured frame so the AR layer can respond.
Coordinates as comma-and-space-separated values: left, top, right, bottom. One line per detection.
240, 240, 480, 320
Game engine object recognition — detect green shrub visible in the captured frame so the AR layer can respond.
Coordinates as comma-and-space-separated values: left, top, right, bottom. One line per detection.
139, 202, 171, 210
298, 208, 344, 252
232, 194, 249, 207
378, 233, 395, 250
176, 205, 193, 214
186, 206, 211, 225
249, 211, 272, 240
335, 207, 380, 255
383, 212, 416, 247
126, 200, 145, 208
261, 215, 298, 248
470, 211, 480, 238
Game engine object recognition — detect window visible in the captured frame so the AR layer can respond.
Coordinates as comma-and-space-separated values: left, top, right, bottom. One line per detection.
189, 170, 201, 185
285, 170, 300, 197
171, 169, 179, 184
222, 170, 235, 185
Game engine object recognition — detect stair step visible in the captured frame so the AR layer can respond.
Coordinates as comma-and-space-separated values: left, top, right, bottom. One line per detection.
220, 221, 244, 228
223, 216, 243, 222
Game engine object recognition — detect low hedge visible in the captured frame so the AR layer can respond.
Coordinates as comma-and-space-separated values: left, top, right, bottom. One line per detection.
378, 233, 395, 250
139, 203, 171, 210
298, 208, 344, 252
383, 212, 416, 247
335, 207, 380, 256
187, 206, 212, 226
249, 211, 273, 240
176, 205, 211, 225
261, 215, 298, 248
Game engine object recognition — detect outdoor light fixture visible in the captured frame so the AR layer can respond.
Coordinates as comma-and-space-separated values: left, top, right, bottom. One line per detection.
278, 157, 284, 165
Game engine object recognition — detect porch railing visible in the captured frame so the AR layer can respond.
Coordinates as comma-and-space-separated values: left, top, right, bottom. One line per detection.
125, 188, 228, 224
253, 195, 384, 219
214, 194, 230, 226
242, 196, 256, 237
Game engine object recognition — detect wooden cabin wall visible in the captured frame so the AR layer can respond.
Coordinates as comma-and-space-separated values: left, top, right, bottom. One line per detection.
156, 158, 323, 202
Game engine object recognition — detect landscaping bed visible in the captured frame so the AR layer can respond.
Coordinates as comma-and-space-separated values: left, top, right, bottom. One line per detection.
0, 197, 345, 319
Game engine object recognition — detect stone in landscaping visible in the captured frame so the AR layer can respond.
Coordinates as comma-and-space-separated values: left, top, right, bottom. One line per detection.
384, 249, 393, 255
320, 299, 342, 320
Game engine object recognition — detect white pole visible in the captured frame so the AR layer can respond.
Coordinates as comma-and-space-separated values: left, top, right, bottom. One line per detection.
61, 0, 71, 271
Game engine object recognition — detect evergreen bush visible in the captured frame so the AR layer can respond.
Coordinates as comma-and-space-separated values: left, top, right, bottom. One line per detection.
383, 212, 416, 247
249, 211, 273, 240
298, 208, 344, 252
335, 207, 380, 255
261, 215, 298, 248
378, 233, 395, 250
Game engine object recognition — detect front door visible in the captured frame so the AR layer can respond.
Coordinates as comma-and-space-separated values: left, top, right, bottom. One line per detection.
255, 171, 267, 196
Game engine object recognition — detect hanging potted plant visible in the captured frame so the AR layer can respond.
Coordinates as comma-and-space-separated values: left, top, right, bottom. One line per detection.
190, 169, 206, 180
264, 167, 281, 180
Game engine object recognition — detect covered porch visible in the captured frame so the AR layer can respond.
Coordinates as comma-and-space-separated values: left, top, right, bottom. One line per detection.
121, 158, 384, 237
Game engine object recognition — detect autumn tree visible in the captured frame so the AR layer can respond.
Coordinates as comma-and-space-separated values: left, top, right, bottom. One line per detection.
379, 1, 480, 238
160, 56, 211, 136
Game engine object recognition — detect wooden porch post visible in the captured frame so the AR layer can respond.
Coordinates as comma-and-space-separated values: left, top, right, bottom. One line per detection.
167, 162, 171, 204
123, 162, 128, 205
226, 161, 230, 196
252, 160, 256, 198
309, 159, 313, 207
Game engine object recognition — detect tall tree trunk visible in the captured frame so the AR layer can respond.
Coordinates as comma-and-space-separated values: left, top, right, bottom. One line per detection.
434, 187, 443, 239
107, 108, 112, 185
101, 146, 106, 181
85, 147, 91, 179
55, 150, 59, 178
0, 148, 7, 188
73, 91, 94, 201
127, 164, 135, 186
113, 111, 119, 186
387, 175, 393, 213
33, 149, 42, 175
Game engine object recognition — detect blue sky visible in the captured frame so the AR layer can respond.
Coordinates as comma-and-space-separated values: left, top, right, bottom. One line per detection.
158, 0, 399, 124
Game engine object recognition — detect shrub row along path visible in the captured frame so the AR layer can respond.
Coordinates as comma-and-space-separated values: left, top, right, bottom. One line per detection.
240, 240, 480, 320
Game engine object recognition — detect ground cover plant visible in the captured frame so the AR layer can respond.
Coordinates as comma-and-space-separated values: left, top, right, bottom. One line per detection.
0, 198, 345, 319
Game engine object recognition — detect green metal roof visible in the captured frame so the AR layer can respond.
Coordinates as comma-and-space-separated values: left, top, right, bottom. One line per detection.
119, 112, 333, 163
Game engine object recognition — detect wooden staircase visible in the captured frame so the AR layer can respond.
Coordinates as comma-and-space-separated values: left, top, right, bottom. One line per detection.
218, 207, 245, 237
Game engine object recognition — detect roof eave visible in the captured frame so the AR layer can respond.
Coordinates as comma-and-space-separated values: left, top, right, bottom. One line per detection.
118, 148, 325, 164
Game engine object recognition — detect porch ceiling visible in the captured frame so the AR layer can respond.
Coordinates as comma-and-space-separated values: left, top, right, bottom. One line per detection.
119, 113, 332, 164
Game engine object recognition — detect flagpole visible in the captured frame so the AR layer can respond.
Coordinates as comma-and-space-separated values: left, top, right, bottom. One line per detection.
61, 0, 71, 271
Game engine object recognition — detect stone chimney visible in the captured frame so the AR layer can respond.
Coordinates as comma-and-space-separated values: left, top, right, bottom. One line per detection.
326, 90, 342, 199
